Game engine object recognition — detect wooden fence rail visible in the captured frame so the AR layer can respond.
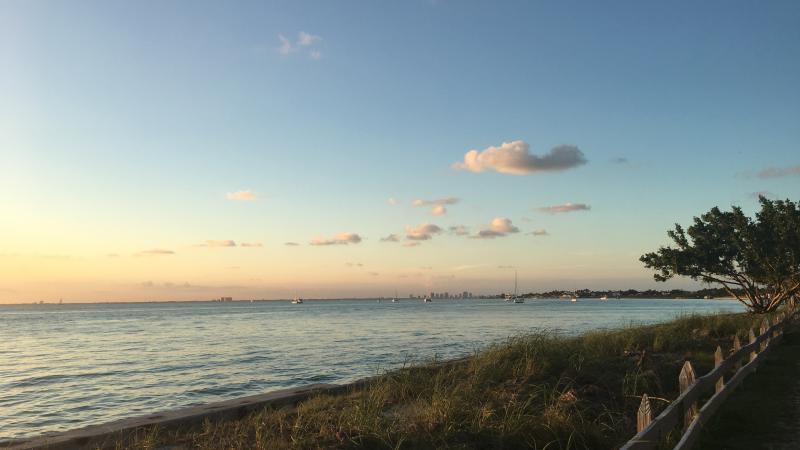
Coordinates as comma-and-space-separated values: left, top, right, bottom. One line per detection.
620, 302, 796, 450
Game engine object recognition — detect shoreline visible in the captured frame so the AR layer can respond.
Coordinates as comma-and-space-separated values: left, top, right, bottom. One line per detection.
4, 309, 769, 449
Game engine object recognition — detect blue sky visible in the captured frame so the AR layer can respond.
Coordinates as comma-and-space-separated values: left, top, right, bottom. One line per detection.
1, 0, 799, 301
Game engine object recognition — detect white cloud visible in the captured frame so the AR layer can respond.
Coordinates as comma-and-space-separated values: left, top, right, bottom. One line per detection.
453, 141, 586, 175
310, 232, 362, 246
471, 218, 520, 239
380, 234, 400, 242
405, 223, 443, 241
278, 32, 323, 59
537, 203, 591, 214
298, 31, 321, 46
226, 190, 258, 201
277, 34, 293, 55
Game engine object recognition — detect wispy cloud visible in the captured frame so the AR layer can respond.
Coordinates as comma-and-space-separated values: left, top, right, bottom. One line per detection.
240, 242, 263, 247
453, 141, 586, 175
284, 242, 300, 246
403, 242, 422, 248
298, 31, 321, 46
448, 225, 469, 236
310, 232, 362, 246
758, 165, 800, 179
610, 157, 629, 164
412, 197, 459, 215
137, 249, 175, 256
529, 229, 549, 236
537, 203, 591, 214
277, 31, 324, 59
197, 240, 237, 247
405, 223, 443, 241
226, 190, 258, 201
380, 234, 401, 242
387, 197, 400, 205
470, 218, 519, 239
277, 34, 293, 55
345, 262, 364, 267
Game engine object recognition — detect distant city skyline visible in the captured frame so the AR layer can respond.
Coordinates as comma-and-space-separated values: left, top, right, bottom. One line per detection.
1, 0, 799, 302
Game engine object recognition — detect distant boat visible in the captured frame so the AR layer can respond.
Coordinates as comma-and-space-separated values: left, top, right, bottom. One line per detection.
599, 295, 608, 301
510, 270, 524, 304
571, 292, 578, 302
291, 297, 303, 304
423, 296, 432, 303
392, 290, 398, 302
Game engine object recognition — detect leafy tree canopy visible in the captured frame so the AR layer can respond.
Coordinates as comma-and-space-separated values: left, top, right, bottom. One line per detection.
640, 197, 800, 313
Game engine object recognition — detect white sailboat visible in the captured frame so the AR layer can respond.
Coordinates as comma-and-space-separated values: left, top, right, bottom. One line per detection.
392, 289, 398, 302
511, 270, 524, 304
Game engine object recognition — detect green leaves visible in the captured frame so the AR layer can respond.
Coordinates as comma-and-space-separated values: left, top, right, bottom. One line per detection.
640, 196, 800, 313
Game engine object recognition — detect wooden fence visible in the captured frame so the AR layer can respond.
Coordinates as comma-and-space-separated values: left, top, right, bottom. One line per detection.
620, 301, 797, 450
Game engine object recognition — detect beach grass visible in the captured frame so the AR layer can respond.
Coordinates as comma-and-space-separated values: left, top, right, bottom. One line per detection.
104, 312, 777, 450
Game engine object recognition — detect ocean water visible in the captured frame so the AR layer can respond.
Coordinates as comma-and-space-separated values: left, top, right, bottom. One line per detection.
0, 298, 745, 440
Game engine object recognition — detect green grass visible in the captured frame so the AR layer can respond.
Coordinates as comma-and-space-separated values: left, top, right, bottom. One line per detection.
695, 324, 800, 449
102, 312, 780, 450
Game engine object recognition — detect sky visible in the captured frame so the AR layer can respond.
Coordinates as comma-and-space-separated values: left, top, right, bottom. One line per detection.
1, 0, 799, 302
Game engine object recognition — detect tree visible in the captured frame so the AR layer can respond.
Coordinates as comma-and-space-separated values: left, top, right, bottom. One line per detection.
640, 197, 800, 313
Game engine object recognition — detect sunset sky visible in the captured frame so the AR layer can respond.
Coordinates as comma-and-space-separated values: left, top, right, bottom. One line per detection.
2, 0, 799, 302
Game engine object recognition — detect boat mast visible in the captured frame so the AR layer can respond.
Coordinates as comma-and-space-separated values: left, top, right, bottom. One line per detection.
514, 270, 518, 297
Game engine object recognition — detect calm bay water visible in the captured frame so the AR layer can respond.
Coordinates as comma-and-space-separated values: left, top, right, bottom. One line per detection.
0, 298, 744, 440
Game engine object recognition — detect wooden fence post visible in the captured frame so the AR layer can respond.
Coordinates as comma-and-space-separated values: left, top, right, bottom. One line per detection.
760, 319, 769, 351
679, 361, 697, 429
749, 328, 757, 364
733, 335, 742, 371
637, 393, 652, 433
714, 346, 724, 394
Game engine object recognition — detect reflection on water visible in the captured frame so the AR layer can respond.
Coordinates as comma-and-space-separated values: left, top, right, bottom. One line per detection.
0, 298, 744, 439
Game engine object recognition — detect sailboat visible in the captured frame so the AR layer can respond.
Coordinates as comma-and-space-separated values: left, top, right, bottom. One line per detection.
511, 270, 524, 304
291, 291, 303, 304
392, 289, 398, 302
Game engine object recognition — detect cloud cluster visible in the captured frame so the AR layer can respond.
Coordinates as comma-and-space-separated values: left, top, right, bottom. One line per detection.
380, 234, 400, 242
278, 31, 323, 59
310, 232, 362, 246
471, 218, 520, 239
453, 141, 586, 175
537, 203, 591, 214
758, 165, 800, 179
226, 190, 257, 201
412, 197, 459, 215
405, 223, 443, 241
